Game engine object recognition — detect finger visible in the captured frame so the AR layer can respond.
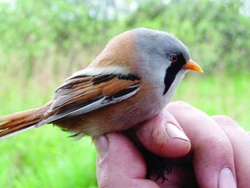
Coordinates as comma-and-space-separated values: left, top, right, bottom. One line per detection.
94, 132, 158, 188
134, 109, 191, 158
213, 115, 250, 188
166, 101, 237, 188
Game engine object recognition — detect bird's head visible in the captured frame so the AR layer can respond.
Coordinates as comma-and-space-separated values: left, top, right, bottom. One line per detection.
132, 28, 203, 98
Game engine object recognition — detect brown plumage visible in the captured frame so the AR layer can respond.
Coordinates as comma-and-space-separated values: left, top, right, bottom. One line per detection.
0, 102, 51, 137
0, 74, 141, 138
0, 28, 202, 140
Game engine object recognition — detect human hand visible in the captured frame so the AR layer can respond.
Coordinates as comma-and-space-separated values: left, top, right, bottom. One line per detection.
94, 101, 250, 188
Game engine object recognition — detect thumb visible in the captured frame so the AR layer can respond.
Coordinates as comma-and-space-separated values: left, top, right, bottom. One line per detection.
94, 132, 158, 188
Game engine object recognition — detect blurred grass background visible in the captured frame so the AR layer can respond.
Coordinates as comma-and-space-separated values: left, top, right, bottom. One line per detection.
0, 0, 250, 187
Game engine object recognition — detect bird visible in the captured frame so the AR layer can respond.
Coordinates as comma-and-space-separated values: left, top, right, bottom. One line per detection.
0, 28, 202, 180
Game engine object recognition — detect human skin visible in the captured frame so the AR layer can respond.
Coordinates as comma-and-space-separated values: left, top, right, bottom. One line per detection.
94, 101, 250, 188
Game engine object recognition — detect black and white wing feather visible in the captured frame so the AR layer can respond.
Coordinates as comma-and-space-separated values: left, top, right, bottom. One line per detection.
36, 69, 141, 126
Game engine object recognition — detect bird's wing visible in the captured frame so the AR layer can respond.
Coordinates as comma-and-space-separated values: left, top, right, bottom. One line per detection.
36, 69, 141, 126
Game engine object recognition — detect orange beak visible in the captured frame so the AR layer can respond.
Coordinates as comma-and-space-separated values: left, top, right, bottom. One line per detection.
183, 59, 203, 72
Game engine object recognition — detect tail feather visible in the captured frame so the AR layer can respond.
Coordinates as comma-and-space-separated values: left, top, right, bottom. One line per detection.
0, 103, 51, 139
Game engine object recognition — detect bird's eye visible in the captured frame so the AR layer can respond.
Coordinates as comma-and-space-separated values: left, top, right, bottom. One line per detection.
170, 55, 178, 62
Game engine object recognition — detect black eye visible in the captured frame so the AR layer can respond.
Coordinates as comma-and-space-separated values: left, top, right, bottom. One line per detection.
170, 55, 178, 62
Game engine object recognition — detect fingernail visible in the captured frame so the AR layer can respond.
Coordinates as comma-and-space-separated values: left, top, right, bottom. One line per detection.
165, 123, 189, 141
93, 135, 109, 159
219, 168, 237, 188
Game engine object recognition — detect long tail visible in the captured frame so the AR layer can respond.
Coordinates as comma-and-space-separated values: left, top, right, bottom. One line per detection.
0, 102, 51, 139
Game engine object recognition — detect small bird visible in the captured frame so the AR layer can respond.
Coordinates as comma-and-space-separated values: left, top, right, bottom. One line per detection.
0, 28, 202, 138
0, 28, 202, 179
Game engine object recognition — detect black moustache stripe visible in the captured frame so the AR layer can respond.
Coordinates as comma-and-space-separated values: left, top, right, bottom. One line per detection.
163, 56, 186, 95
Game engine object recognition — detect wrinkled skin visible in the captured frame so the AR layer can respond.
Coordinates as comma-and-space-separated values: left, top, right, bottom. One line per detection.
94, 101, 250, 188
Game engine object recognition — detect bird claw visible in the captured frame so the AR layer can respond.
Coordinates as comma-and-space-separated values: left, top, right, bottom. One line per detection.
146, 154, 172, 184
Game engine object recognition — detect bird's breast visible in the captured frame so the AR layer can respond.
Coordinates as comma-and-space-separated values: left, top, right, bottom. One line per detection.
55, 83, 164, 137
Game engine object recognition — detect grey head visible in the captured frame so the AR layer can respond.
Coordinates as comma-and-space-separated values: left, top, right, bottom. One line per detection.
133, 28, 193, 98
133, 28, 190, 62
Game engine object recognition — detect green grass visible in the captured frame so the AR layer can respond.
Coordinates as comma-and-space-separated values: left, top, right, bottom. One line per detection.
0, 72, 249, 187
173, 72, 250, 130
0, 132, 97, 188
